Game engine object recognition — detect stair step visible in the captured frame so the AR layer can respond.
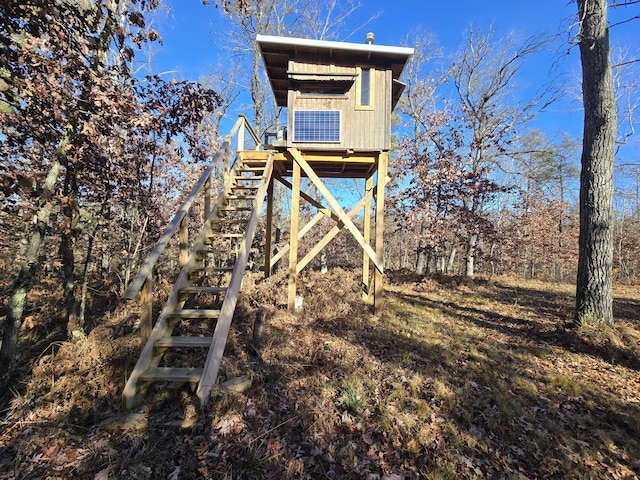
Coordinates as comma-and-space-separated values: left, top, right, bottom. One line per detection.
219, 206, 252, 211
209, 232, 244, 238
212, 218, 247, 225
232, 176, 261, 182
189, 266, 234, 274
168, 309, 222, 318
140, 367, 203, 383
241, 158, 268, 164
226, 195, 256, 201
154, 337, 213, 348
179, 286, 228, 294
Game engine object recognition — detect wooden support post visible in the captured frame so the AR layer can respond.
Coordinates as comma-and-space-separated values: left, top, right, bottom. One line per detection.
140, 273, 153, 340
363, 174, 373, 301
374, 152, 388, 314
179, 216, 188, 268
288, 160, 301, 312
264, 177, 274, 278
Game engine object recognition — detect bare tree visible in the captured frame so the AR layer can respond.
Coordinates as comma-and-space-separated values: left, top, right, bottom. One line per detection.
211, 0, 373, 136
575, 0, 617, 326
449, 27, 555, 276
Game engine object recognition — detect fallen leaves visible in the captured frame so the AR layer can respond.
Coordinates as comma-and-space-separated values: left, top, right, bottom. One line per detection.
1, 273, 639, 479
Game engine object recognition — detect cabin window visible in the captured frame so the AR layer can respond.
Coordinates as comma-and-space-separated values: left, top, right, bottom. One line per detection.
292, 110, 341, 143
357, 67, 374, 109
298, 81, 350, 98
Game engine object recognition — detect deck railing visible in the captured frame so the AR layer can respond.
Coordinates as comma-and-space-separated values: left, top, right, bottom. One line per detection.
122, 115, 261, 338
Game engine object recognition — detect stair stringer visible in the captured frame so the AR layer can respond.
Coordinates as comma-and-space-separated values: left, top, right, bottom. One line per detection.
196, 152, 274, 404
122, 151, 274, 409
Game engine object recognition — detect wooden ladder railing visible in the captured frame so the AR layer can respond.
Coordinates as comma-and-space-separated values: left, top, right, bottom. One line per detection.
122, 150, 274, 408
122, 114, 261, 336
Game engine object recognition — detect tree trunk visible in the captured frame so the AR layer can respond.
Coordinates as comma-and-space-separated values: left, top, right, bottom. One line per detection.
415, 246, 428, 275
575, 0, 616, 326
60, 166, 82, 338
0, 158, 61, 386
466, 232, 477, 277
447, 246, 457, 274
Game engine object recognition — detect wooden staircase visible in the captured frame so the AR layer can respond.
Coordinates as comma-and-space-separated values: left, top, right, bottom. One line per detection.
123, 151, 274, 408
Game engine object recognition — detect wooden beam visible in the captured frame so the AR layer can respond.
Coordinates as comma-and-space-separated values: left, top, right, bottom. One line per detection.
179, 216, 188, 268
204, 176, 212, 220
287, 148, 383, 273
270, 209, 325, 268
276, 176, 338, 223
374, 152, 388, 314
362, 175, 373, 300
297, 188, 373, 273
287, 160, 301, 312
264, 177, 274, 277
140, 274, 153, 340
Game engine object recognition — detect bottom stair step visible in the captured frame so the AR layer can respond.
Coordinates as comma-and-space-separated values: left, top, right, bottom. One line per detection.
140, 367, 203, 383
154, 336, 213, 348
168, 309, 221, 319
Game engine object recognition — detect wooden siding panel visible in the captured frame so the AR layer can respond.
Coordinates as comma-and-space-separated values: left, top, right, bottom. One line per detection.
286, 59, 392, 151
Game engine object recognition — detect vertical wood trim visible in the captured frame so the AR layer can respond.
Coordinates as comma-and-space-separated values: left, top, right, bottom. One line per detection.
140, 274, 153, 340
374, 152, 388, 314
362, 175, 373, 299
264, 178, 274, 278
288, 160, 301, 311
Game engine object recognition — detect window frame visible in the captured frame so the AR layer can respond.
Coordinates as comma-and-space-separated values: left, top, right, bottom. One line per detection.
356, 66, 375, 110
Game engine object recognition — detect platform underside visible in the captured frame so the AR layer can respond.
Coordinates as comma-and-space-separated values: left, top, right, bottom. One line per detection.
265, 150, 382, 178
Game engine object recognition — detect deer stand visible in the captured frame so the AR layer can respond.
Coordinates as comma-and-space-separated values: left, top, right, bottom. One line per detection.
264, 148, 388, 314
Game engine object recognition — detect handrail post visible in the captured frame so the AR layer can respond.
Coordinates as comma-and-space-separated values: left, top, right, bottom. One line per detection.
140, 273, 153, 340
238, 120, 245, 152
223, 142, 230, 177
179, 216, 188, 268
204, 175, 212, 221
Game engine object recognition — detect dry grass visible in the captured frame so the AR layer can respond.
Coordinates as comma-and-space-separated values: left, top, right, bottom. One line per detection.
1, 270, 639, 479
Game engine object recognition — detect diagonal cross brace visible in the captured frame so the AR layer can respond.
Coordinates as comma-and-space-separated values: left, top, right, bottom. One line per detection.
286, 148, 384, 274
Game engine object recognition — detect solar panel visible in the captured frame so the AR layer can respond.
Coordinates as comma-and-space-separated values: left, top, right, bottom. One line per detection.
292, 110, 341, 143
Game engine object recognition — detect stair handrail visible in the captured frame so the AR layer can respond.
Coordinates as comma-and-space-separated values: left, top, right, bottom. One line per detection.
122, 115, 261, 302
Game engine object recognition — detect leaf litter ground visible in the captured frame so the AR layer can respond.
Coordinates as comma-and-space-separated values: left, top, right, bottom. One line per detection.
1, 269, 639, 479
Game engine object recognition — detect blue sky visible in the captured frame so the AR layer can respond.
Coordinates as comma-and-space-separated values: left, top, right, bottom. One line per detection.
153, 1, 580, 80
149, 1, 639, 184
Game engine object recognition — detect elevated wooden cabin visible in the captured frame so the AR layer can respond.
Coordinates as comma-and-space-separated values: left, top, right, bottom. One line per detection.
121, 37, 413, 408
256, 34, 413, 313
257, 34, 413, 154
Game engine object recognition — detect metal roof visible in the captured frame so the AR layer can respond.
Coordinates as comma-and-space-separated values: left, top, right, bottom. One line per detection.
256, 34, 414, 107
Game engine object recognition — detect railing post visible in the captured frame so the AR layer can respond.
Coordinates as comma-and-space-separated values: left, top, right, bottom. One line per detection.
179, 216, 188, 268
140, 273, 153, 340
237, 118, 245, 152
204, 175, 212, 221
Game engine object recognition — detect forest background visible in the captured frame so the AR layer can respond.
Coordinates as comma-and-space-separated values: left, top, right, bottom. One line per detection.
1, 0, 639, 375
1, 1, 639, 478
